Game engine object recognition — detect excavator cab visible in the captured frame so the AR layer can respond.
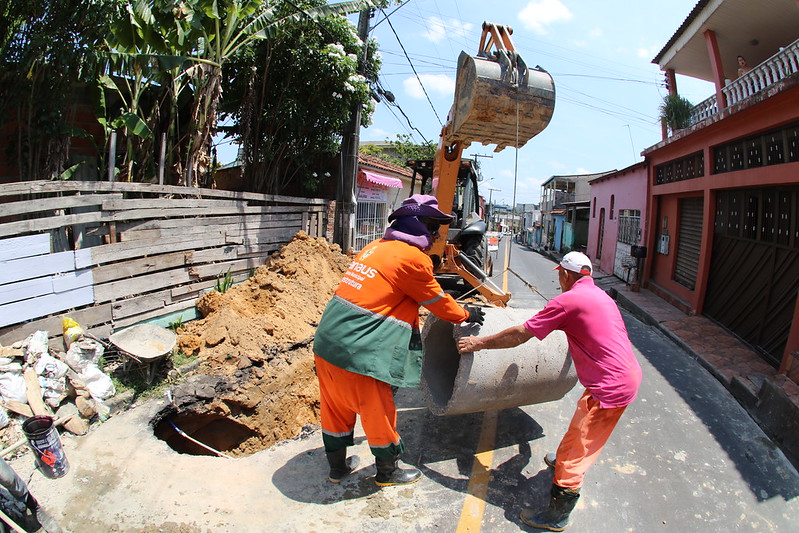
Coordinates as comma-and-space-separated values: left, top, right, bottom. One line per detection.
407, 158, 498, 299
412, 22, 556, 306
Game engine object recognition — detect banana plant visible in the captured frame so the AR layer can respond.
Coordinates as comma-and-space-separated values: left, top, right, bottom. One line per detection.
101, 0, 375, 186
180, 0, 376, 187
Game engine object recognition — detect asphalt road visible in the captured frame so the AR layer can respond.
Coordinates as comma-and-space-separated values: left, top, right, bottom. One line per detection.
8, 238, 799, 532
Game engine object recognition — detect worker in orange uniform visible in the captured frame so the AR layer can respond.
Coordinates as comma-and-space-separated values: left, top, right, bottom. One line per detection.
313, 194, 485, 486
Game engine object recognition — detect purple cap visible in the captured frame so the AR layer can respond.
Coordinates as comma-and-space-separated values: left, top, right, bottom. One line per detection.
388, 194, 455, 223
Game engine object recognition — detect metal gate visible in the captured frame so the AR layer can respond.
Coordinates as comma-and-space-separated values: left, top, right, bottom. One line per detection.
704, 187, 799, 366
354, 201, 388, 252
673, 197, 703, 290
613, 209, 641, 282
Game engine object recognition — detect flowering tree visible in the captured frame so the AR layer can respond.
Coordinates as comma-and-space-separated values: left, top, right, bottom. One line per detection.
221, 0, 380, 193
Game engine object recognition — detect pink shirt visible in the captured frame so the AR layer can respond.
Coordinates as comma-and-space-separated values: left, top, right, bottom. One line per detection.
523, 276, 642, 408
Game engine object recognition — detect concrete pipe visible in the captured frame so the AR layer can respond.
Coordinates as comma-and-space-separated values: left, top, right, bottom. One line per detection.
421, 307, 578, 416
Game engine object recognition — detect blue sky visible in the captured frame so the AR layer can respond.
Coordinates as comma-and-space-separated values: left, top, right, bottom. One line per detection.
218, 0, 715, 206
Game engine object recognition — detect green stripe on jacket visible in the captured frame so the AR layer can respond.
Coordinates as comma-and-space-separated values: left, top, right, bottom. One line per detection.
313, 296, 423, 388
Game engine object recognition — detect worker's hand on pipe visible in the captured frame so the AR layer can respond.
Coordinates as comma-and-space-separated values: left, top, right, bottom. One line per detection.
457, 336, 478, 354
463, 305, 485, 325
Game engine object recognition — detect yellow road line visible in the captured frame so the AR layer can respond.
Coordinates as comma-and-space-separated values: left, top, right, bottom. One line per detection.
502, 237, 511, 291
455, 409, 498, 532
455, 242, 511, 532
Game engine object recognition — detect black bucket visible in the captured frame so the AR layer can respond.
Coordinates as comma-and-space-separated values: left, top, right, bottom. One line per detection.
21, 416, 69, 479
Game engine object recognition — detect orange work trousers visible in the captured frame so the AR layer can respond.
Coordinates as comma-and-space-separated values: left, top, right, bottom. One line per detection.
315, 354, 403, 458
554, 389, 627, 489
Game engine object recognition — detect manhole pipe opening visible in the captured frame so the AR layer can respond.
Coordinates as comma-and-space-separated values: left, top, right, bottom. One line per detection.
154, 412, 255, 457
422, 318, 461, 408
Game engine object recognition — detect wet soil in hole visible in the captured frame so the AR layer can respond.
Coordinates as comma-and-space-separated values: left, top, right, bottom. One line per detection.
154, 412, 255, 456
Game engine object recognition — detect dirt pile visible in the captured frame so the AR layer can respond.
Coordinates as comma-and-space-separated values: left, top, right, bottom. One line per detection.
173, 232, 350, 454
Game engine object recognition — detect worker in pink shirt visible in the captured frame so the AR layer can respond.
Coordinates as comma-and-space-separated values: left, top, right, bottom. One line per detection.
457, 251, 642, 531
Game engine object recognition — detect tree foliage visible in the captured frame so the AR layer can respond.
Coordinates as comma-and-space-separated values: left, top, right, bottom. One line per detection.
1, 0, 377, 191
221, 0, 380, 194
359, 134, 436, 167
0, 0, 119, 180
102, 0, 374, 187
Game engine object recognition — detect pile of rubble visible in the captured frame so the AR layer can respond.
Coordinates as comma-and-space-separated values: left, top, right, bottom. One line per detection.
0, 327, 117, 451
1, 232, 353, 457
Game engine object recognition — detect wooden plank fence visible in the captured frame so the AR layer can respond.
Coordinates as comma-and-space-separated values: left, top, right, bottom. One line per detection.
0, 180, 329, 345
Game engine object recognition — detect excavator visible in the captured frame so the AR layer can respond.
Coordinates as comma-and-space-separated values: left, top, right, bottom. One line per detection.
410, 22, 556, 306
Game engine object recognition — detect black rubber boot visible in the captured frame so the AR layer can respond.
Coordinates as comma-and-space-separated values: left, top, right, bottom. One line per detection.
519, 484, 580, 531
326, 448, 359, 483
25, 493, 63, 533
374, 455, 421, 487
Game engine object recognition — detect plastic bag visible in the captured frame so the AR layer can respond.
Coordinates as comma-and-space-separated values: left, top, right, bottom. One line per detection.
65, 338, 104, 372
39, 376, 67, 407
0, 370, 27, 403
35, 353, 69, 380
22, 330, 49, 363
62, 317, 84, 348
81, 364, 115, 401
36, 353, 70, 408
0, 361, 22, 373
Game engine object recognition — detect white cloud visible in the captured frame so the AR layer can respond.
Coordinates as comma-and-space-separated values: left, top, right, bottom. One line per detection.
589, 28, 603, 38
548, 160, 567, 170
637, 46, 658, 59
576, 167, 591, 174
403, 74, 455, 99
423, 17, 473, 43
518, 0, 573, 35
361, 127, 390, 141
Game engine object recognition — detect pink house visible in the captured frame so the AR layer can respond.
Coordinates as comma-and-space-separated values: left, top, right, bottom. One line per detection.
587, 162, 648, 283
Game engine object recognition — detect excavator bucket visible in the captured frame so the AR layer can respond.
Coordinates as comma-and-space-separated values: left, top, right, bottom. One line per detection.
446, 23, 555, 152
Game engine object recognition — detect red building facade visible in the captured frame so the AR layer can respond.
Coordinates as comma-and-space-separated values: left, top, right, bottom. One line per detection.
643, 0, 799, 378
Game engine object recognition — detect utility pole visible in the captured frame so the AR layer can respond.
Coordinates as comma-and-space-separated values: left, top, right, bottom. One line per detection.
484, 186, 501, 231
335, 8, 372, 251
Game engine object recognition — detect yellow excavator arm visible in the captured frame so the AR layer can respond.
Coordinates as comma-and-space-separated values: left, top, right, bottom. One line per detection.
428, 22, 556, 307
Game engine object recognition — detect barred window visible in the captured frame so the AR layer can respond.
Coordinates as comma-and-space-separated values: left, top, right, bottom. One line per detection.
617, 209, 641, 245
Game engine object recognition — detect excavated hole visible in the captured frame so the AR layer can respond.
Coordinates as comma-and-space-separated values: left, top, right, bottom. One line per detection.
154, 411, 256, 457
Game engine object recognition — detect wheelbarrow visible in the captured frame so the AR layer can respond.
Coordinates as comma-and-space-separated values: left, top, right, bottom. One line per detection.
108, 324, 177, 384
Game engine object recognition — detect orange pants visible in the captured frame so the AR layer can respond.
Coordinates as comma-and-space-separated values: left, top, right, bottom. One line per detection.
315, 355, 403, 458
554, 389, 627, 489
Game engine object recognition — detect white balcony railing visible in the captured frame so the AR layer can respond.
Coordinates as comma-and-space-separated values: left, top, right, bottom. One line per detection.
688, 37, 799, 126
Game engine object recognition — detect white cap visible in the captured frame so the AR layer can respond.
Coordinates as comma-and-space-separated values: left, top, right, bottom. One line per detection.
553, 251, 593, 275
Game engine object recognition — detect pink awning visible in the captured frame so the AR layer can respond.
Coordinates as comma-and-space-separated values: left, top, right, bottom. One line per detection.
360, 170, 403, 188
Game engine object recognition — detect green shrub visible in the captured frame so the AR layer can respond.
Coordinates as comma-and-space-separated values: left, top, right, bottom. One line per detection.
215, 267, 234, 293
659, 94, 693, 133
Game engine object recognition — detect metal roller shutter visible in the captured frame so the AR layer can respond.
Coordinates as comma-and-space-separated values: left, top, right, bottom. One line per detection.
674, 197, 703, 290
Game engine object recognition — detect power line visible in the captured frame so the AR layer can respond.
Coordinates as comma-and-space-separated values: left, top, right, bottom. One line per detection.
381, 8, 445, 127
